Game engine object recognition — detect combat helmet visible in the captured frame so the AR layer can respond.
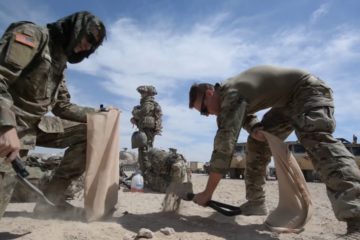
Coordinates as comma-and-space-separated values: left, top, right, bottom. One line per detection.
131, 131, 148, 149
136, 85, 157, 96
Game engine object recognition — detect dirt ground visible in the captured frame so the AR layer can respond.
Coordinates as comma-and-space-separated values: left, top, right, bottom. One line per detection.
0, 174, 346, 240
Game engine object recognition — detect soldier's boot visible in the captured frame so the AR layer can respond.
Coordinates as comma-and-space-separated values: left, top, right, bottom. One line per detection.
33, 177, 84, 219
239, 200, 268, 216
339, 218, 360, 240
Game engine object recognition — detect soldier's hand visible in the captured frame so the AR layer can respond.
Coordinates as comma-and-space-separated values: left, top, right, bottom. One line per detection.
251, 127, 266, 142
193, 191, 212, 207
0, 127, 20, 162
98, 105, 119, 112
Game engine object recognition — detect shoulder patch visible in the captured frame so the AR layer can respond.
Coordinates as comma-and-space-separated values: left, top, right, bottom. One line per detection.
15, 33, 35, 48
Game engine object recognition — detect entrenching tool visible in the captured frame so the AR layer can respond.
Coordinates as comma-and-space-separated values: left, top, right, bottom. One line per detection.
11, 156, 56, 207
166, 182, 242, 216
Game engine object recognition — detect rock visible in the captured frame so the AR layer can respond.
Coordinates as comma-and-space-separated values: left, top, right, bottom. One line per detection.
122, 233, 135, 240
137, 228, 154, 238
160, 227, 175, 235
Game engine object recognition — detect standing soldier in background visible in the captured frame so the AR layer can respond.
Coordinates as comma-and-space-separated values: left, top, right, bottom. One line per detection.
130, 87, 189, 192
0, 11, 106, 218
131, 85, 162, 175
131, 85, 163, 148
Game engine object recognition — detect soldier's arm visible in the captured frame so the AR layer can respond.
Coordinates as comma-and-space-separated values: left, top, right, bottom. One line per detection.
0, 23, 43, 160
0, 23, 43, 128
194, 92, 247, 206
131, 105, 141, 119
208, 90, 247, 175
52, 78, 96, 123
243, 114, 261, 133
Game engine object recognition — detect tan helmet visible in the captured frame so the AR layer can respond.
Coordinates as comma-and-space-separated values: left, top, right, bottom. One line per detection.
136, 85, 157, 96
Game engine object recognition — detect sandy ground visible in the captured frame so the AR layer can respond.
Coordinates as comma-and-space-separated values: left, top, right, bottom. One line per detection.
0, 174, 346, 240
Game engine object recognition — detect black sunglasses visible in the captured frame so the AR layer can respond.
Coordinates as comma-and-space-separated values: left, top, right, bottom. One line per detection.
200, 93, 209, 116
86, 33, 98, 46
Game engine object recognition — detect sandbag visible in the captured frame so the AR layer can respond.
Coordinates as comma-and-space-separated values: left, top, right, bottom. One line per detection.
263, 131, 313, 233
84, 109, 120, 222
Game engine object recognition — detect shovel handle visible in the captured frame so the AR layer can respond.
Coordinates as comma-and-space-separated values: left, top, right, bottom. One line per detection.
189, 192, 242, 216
186, 193, 195, 201
11, 157, 29, 178
207, 201, 242, 216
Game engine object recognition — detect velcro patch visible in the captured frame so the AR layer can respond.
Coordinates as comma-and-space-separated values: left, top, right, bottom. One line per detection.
15, 33, 35, 48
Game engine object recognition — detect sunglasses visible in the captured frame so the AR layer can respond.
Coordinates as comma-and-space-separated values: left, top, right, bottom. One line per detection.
86, 33, 99, 46
200, 93, 209, 116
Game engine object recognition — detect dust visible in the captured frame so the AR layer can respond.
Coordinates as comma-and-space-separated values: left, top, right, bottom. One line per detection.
161, 192, 181, 212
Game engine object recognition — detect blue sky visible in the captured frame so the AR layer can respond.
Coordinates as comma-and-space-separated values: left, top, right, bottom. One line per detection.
1, 0, 359, 163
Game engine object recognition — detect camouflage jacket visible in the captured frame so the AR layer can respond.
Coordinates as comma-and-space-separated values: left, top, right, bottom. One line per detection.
209, 65, 334, 174
0, 21, 95, 149
132, 96, 162, 134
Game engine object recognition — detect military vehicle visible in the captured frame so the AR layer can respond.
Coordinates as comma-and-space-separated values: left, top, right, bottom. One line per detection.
189, 161, 205, 173
119, 148, 138, 174
202, 144, 247, 178
228, 143, 246, 179
289, 138, 360, 182
228, 137, 360, 182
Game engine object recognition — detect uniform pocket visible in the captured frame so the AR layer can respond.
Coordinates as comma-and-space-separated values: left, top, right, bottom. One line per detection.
5, 33, 36, 69
323, 142, 354, 158
293, 107, 336, 133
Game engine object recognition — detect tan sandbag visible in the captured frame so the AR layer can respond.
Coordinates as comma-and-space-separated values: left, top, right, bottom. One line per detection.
84, 109, 120, 222
263, 131, 313, 233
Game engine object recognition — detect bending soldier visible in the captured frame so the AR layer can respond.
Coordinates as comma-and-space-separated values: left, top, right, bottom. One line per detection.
189, 65, 360, 239
0, 11, 106, 218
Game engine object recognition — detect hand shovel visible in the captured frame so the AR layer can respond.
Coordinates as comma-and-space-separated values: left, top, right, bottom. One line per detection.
166, 182, 242, 216
11, 156, 56, 207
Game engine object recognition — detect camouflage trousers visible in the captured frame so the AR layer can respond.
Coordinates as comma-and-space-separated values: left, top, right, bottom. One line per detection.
245, 77, 360, 221
0, 120, 87, 219
143, 128, 156, 148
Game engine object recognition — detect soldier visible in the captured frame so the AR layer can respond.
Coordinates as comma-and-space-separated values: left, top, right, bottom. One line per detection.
145, 147, 189, 192
189, 65, 360, 239
0, 11, 106, 218
131, 85, 162, 148
131, 85, 162, 177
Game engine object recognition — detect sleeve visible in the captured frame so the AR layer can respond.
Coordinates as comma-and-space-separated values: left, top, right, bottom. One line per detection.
242, 114, 261, 133
209, 89, 247, 174
0, 23, 42, 128
51, 78, 95, 123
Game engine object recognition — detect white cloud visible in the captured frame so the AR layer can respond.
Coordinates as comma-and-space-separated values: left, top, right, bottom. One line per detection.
310, 3, 330, 24
70, 13, 360, 162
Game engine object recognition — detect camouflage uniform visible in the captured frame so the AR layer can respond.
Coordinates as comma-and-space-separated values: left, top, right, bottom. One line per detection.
131, 85, 162, 176
208, 65, 360, 222
0, 11, 106, 218
131, 85, 162, 148
145, 148, 189, 192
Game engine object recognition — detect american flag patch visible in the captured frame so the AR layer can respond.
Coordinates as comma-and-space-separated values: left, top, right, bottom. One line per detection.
15, 33, 35, 48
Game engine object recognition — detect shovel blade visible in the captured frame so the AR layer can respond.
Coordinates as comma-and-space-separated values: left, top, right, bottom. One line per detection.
166, 182, 194, 201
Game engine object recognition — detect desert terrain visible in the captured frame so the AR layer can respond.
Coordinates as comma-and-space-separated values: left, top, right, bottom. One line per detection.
0, 174, 346, 240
